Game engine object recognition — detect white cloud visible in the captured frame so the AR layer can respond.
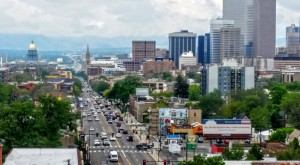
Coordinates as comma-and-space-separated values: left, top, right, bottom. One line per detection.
0, 0, 298, 40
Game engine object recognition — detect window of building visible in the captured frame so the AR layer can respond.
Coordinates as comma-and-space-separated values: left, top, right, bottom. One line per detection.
180, 112, 183, 117
171, 111, 176, 117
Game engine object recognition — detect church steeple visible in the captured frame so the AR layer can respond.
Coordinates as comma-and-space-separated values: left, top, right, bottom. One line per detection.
86, 44, 91, 65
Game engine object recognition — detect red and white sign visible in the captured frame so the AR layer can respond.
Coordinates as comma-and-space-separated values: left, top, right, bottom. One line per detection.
203, 119, 252, 139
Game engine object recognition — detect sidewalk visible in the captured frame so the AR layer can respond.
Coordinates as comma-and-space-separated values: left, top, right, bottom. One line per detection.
124, 113, 169, 164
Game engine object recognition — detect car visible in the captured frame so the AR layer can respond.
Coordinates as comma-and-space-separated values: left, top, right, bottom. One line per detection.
122, 130, 128, 134
198, 137, 204, 143
100, 132, 108, 140
86, 112, 91, 116
109, 136, 116, 141
136, 144, 148, 150
89, 127, 95, 131
127, 136, 133, 142
118, 117, 123, 121
94, 114, 98, 118
119, 126, 125, 130
95, 117, 99, 121
108, 120, 113, 124
88, 118, 92, 121
103, 139, 110, 146
116, 133, 122, 138
94, 139, 100, 146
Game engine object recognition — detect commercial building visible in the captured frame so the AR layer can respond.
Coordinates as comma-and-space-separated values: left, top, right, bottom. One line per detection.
220, 27, 241, 60
155, 48, 169, 58
178, 51, 197, 70
274, 56, 300, 70
253, 0, 276, 59
281, 66, 300, 83
202, 59, 255, 96
124, 41, 156, 72
169, 30, 197, 68
198, 33, 211, 65
286, 24, 300, 54
210, 19, 235, 64
223, 0, 253, 57
142, 58, 175, 74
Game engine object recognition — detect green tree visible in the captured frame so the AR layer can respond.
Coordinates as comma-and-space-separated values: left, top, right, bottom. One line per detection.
222, 144, 244, 160
250, 107, 271, 131
196, 90, 224, 118
269, 128, 294, 143
280, 92, 300, 129
246, 144, 264, 160
174, 74, 189, 98
0, 82, 10, 103
178, 155, 224, 165
91, 81, 109, 94
108, 75, 141, 104
38, 95, 76, 142
270, 84, 287, 105
73, 78, 83, 91
161, 71, 173, 82
277, 138, 300, 160
9, 72, 33, 83
188, 85, 200, 101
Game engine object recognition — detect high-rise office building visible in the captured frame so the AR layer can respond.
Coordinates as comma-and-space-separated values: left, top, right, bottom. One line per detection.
210, 19, 235, 64
223, 0, 276, 59
169, 30, 197, 68
124, 41, 156, 72
198, 33, 210, 66
220, 27, 241, 60
132, 41, 156, 63
286, 24, 300, 54
253, 0, 276, 59
223, 0, 253, 57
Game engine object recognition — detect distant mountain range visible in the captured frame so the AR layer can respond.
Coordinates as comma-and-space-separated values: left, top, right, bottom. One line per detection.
0, 34, 169, 51
0, 33, 285, 51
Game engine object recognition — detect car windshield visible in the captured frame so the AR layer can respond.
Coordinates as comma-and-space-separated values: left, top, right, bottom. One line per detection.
111, 155, 117, 157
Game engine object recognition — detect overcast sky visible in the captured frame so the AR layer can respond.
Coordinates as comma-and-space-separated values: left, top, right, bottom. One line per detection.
0, 0, 299, 39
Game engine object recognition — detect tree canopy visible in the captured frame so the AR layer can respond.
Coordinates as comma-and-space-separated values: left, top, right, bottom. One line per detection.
91, 81, 109, 94
188, 85, 200, 101
178, 155, 224, 165
222, 144, 244, 160
174, 74, 189, 98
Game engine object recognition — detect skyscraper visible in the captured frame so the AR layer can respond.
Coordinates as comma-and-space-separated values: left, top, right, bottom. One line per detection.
253, 0, 276, 58
169, 30, 197, 68
210, 19, 235, 64
223, 0, 253, 57
286, 24, 300, 54
132, 41, 156, 63
220, 27, 241, 60
198, 33, 210, 65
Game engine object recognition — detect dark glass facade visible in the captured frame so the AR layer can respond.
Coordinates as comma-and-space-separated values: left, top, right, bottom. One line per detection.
198, 33, 210, 65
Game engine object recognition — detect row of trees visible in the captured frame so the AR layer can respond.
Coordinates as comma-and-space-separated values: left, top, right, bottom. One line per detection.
0, 82, 77, 155
222, 144, 263, 161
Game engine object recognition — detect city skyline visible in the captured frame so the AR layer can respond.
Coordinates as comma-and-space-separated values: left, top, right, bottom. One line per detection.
0, 0, 299, 50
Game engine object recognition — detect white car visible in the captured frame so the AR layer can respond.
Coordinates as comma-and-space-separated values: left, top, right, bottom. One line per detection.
95, 117, 99, 121
89, 127, 95, 131
94, 139, 100, 146
109, 136, 116, 141
116, 133, 122, 138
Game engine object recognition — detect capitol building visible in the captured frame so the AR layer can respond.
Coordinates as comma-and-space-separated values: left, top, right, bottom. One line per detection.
5, 41, 57, 72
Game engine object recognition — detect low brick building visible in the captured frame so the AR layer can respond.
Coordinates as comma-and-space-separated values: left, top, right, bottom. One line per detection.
142, 59, 175, 74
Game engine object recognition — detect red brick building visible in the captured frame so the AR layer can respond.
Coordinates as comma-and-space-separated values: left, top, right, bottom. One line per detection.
142, 59, 175, 74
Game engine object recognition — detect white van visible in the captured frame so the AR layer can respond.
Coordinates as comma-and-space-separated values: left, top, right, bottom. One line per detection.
108, 150, 118, 162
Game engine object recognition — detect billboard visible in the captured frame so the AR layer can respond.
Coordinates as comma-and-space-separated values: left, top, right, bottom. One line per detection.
202, 119, 252, 139
136, 88, 149, 96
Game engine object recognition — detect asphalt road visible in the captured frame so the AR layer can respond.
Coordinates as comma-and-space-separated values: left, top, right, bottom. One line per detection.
81, 85, 154, 165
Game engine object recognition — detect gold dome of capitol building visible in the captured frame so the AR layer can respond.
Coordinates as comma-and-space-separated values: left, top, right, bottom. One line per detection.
29, 41, 37, 50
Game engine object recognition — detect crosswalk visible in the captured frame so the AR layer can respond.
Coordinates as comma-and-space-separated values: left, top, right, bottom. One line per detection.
89, 149, 151, 153
90, 146, 135, 149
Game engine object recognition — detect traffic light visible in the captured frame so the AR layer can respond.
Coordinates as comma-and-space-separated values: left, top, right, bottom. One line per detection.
163, 160, 167, 165
96, 132, 99, 137
143, 160, 147, 165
